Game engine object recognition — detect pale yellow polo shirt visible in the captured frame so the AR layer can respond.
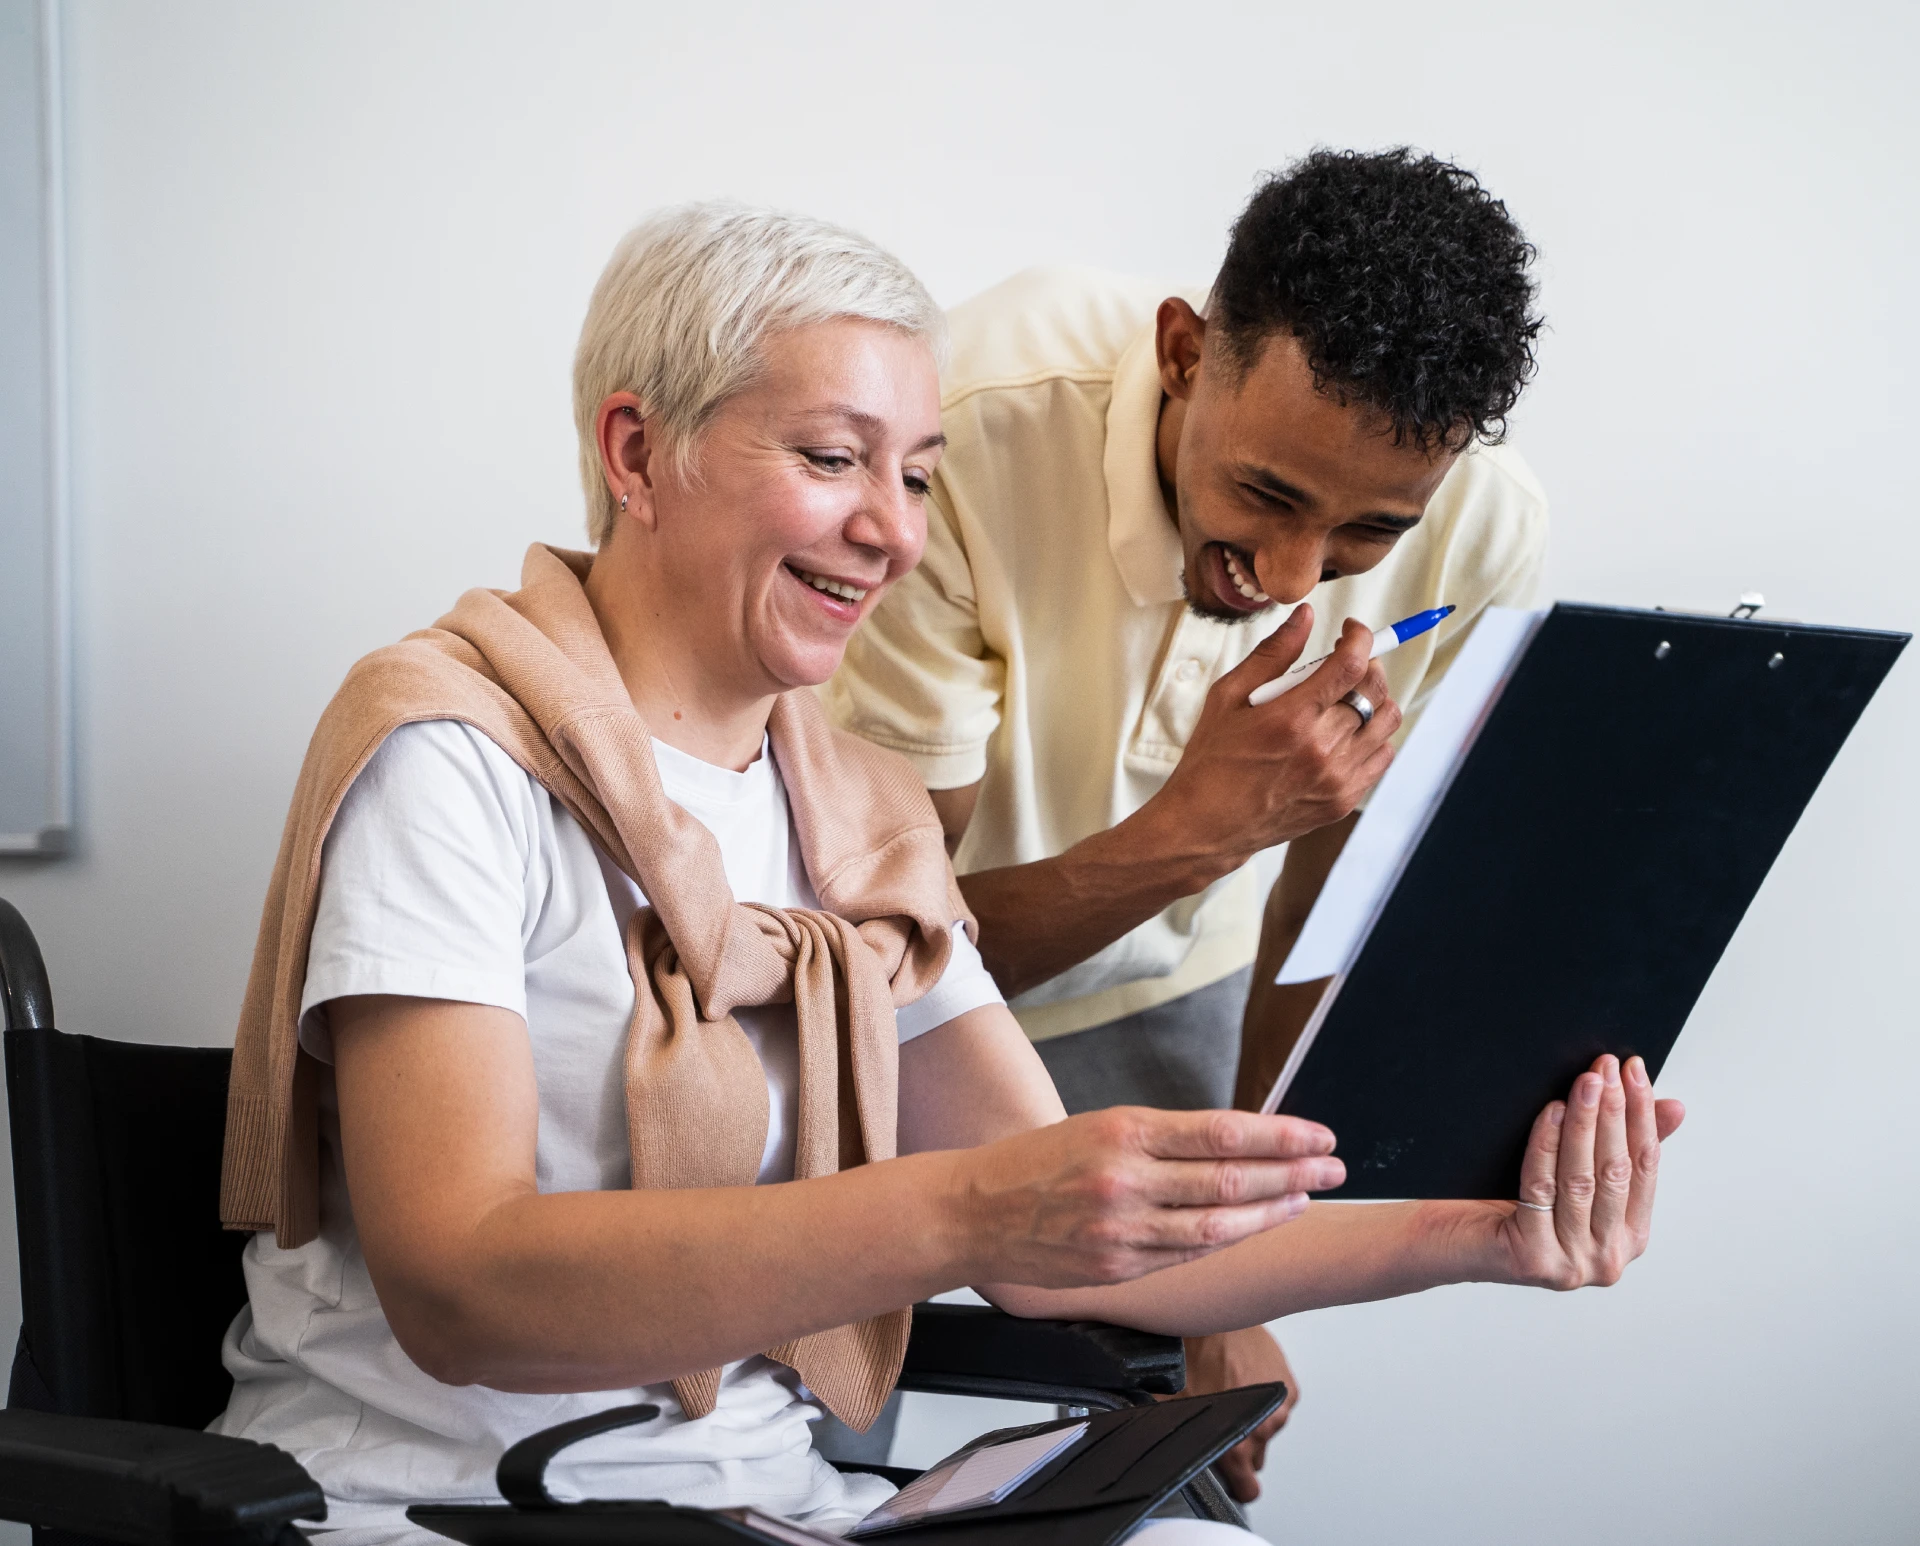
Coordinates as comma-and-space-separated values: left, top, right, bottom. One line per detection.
828, 267, 1546, 1041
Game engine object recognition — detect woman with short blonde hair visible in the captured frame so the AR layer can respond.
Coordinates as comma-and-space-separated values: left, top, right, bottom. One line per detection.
214, 203, 1676, 1544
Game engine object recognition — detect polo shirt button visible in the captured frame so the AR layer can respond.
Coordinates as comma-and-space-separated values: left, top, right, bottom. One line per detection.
1176, 659, 1203, 682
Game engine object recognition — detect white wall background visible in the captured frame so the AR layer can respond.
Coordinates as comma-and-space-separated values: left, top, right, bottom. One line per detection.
2, 3, 1915, 1542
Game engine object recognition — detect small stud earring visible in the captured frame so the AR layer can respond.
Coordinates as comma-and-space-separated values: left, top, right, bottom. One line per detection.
620, 494, 629, 511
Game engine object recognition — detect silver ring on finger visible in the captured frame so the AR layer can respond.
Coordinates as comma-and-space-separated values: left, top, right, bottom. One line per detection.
1514, 1199, 1555, 1212
1340, 689, 1374, 728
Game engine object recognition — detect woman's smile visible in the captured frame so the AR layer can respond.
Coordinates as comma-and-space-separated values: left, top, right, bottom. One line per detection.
784, 561, 875, 622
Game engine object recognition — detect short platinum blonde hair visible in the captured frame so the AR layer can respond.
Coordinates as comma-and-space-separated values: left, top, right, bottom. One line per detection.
573, 201, 947, 546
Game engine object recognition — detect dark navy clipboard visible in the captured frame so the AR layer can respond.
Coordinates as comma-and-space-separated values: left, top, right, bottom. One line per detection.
1272, 603, 1908, 1199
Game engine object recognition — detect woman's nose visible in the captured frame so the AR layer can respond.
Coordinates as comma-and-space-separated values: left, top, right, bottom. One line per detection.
845, 470, 924, 561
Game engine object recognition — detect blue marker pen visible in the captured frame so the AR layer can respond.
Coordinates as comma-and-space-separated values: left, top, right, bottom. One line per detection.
1246, 605, 1456, 707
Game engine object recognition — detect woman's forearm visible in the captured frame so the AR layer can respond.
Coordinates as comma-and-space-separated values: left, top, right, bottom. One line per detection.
980, 1199, 1505, 1335
395, 1152, 975, 1392
984, 1055, 1682, 1334
335, 996, 989, 1393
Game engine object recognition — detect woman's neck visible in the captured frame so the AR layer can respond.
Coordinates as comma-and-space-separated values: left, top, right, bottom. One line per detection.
582, 545, 775, 773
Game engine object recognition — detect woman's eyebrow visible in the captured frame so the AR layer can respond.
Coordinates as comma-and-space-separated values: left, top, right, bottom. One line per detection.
797, 404, 946, 453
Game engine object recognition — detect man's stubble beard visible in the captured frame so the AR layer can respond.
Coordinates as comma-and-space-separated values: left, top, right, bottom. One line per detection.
1180, 570, 1263, 626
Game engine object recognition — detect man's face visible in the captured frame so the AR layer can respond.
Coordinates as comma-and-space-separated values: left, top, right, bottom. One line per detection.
1157, 301, 1459, 622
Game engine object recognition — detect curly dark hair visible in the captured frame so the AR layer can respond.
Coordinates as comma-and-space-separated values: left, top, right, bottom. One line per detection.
1211, 148, 1541, 450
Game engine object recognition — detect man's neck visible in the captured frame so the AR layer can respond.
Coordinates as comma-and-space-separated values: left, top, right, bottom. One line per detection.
582, 548, 775, 773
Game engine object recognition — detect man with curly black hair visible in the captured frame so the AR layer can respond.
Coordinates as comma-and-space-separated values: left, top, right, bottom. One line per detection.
827, 148, 1547, 1496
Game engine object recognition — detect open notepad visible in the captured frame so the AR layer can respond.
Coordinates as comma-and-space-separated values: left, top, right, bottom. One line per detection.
846, 1423, 1087, 1536
1253, 602, 1905, 1196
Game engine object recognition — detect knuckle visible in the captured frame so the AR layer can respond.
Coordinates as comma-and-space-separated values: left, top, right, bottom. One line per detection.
1634, 1147, 1662, 1181
1562, 1172, 1596, 1203
1521, 1180, 1557, 1208
1213, 1161, 1250, 1204
1600, 1155, 1633, 1190
1193, 1211, 1231, 1248
1205, 1109, 1249, 1156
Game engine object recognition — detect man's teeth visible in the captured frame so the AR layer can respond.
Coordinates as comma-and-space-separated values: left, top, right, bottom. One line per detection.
794, 567, 869, 603
1224, 550, 1270, 603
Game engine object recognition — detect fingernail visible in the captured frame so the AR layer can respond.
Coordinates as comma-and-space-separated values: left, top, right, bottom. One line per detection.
1627, 1056, 1648, 1087
1550, 1102, 1566, 1126
1605, 1057, 1621, 1087
1580, 1076, 1601, 1107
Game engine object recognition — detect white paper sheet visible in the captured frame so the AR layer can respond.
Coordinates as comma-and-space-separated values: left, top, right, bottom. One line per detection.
1275, 607, 1546, 986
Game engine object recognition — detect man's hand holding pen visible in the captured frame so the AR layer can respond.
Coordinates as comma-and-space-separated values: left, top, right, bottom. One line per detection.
1138, 605, 1404, 883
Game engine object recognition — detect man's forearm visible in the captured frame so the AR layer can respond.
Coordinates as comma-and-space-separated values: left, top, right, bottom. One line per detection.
958, 803, 1243, 998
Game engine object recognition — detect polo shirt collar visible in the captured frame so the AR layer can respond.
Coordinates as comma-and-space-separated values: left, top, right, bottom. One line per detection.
1103, 324, 1186, 607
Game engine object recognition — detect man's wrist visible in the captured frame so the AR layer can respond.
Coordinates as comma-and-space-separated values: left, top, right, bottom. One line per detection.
1114, 789, 1251, 895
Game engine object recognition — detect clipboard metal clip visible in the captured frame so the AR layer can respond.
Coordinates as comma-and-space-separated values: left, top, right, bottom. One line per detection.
1729, 592, 1765, 620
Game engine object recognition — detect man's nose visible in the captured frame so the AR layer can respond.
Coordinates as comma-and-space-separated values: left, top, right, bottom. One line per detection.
1256, 537, 1327, 605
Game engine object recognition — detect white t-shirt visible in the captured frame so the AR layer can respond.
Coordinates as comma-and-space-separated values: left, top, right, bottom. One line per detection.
213, 720, 1002, 1542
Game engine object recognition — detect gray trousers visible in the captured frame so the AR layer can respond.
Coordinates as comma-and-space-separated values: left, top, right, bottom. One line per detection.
811, 967, 1252, 1466
1034, 967, 1251, 1116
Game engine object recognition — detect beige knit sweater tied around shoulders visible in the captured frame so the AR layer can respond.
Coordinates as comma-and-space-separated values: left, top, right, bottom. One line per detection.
220, 543, 972, 1431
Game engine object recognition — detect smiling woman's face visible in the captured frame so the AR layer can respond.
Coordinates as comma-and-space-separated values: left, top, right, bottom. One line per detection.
628, 318, 945, 695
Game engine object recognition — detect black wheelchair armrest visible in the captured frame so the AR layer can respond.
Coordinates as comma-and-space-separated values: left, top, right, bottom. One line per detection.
0, 1408, 326, 1546
899, 1303, 1186, 1406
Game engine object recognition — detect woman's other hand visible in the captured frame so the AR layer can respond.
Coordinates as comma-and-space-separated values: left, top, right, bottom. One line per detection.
960, 1105, 1346, 1291
1494, 1053, 1685, 1290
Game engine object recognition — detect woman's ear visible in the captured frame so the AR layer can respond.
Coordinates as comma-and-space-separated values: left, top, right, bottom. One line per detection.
596, 392, 661, 531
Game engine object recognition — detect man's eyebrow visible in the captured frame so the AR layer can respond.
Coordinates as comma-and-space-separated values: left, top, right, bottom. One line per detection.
796, 404, 945, 453
1359, 512, 1423, 533
1238, 467, 1316, 506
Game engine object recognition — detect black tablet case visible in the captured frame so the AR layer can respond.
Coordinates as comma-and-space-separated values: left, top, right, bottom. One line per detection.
407, 1384, 1284, 1546
1276, 603, 1907, 1199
